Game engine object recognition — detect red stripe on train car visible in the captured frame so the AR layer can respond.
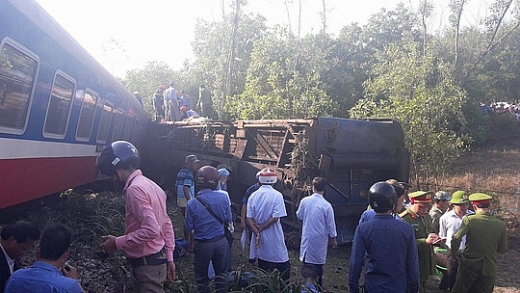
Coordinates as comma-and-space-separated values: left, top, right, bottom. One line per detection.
0, 156, 97, 209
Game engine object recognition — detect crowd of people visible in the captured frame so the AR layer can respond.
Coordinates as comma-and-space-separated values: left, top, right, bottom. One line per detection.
480, 101, 520, 129
350, 182, 507, 293
0, 140, 509, 293
150, 83, 213, 123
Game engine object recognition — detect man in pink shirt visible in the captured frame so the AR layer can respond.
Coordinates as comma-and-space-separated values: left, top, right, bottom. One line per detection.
97, 141, 176, 292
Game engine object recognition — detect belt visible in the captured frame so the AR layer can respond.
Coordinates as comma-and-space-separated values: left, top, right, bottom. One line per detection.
127, 249, 167, 266
195, 234, 225, 243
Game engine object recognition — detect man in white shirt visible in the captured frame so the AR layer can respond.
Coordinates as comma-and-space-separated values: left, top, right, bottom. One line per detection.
438, 191, 474, 291
246, 168, 290, 282
296, 177, 337, 288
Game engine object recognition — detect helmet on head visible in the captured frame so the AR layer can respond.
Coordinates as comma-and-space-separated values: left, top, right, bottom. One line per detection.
97, 141, 140, 176
368, 182, 398, 212
196, 166, 220, 190
180, 105, 187, 112
158, 85, 165, 90
258, 168, 277, 184
133, 91, 139, 95
218, 168, 230, 178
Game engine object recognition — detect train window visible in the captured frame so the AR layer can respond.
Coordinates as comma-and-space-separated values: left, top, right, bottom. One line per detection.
122, 115, 134, 141
130, 118, 140, 143
96, 101, 113, 143
0, 40, 39, 133
111, 109, 124, 142
43, 71, 75, 138
76, 89, 98, 141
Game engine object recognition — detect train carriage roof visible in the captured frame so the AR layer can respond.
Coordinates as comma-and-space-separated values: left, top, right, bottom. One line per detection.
5, 0, 148, 117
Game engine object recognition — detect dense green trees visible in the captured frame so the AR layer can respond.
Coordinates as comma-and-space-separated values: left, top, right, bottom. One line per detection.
123, 0, 520, 184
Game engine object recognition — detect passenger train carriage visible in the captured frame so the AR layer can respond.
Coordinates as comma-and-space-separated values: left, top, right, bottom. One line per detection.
0, 0, 149, 209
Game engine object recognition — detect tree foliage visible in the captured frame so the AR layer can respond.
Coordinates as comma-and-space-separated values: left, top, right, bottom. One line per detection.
121, 0, 520, 184
225, 29, 341, 120
351, 41, 468, 187
123, 61, 176, 114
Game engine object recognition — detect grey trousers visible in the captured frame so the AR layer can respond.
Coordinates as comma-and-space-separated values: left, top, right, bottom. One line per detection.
131, 263, 167, 293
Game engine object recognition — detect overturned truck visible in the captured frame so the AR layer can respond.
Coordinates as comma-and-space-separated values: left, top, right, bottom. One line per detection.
142, 117, 409, 246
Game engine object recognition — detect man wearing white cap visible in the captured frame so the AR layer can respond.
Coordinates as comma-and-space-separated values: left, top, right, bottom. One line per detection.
246, 167, 290, 282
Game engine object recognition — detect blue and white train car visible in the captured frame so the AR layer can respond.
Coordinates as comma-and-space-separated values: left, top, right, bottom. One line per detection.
0, 0, 149, 209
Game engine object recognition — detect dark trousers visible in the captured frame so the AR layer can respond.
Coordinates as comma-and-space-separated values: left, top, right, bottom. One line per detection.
257, 258, 291, 282
436, 249, 451, 290
436, 248, 461, 290
452, 259, 495, 293
201, 103, 213, 119
155, 107, 165, 120
446, 249, 459, 290
303, 262, 323, 288
194, 237, 230, 293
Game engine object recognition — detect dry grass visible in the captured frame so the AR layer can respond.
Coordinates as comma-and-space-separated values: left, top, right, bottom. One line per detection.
446, 138, 520, 194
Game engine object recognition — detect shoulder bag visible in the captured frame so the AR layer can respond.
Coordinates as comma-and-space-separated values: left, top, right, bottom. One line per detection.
195, 196, 233, 247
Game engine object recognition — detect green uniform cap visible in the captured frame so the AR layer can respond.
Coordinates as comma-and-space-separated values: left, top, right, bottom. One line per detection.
409, 191, 433, 203
450, 190, 469, 204
468, 193, 492, 202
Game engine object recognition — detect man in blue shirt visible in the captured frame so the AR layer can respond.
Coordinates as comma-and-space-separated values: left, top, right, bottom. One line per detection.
358, 179, 406, 224
185, 166, 232, 293
5, 223, 83, 293
176, 154, 199, 241
163, 82, 180, 121
179, 90, 191, 110
349, 182, 420, 293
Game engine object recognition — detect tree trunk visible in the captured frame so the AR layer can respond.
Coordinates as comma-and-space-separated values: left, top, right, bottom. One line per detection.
321, 0, 327, 33
452, 0, 466, 72
298, 0, 302, 39
224, 0, 241, 100
284, 0, 292, 33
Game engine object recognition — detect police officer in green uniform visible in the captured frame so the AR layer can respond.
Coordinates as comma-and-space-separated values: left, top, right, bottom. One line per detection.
400, 191, 439, 293
451, 193, 507, 293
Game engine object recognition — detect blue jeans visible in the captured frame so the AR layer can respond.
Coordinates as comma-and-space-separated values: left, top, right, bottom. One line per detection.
194, 237, 230, 293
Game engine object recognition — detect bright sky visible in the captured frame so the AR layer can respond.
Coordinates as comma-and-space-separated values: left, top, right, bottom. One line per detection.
34, 0, 490, 78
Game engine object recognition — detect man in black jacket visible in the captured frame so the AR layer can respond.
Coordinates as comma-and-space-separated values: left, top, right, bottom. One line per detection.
0, 221, 40, 292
